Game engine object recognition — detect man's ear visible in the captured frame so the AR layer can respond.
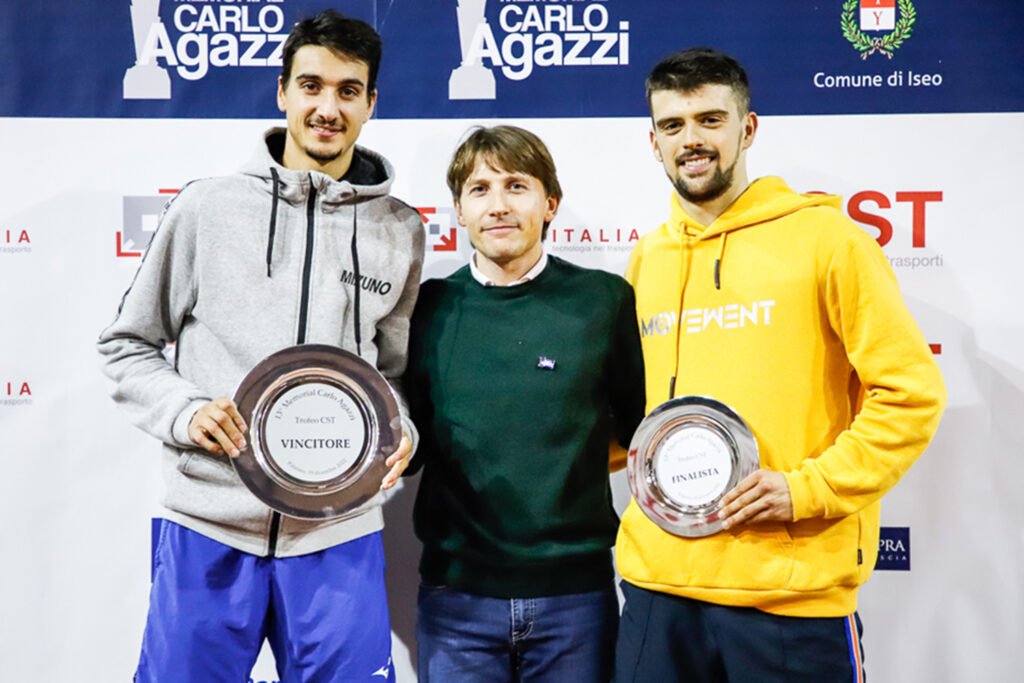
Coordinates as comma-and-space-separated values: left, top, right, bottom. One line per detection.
455, 200, 465, 227
741, 111, 759, 151
277, 77, 287, 113
650, 129, 664, 163
365, 89, 378, 122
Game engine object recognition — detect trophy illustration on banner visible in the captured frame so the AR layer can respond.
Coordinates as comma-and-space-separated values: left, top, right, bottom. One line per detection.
628, 396, 760, 538
449, 0, 496, 100
123, 0, 171, 100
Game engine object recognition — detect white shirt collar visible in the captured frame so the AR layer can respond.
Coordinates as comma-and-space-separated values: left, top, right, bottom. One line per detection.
469, 250, 548, 287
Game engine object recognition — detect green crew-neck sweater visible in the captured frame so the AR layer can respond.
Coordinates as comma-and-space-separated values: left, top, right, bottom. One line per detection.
405, 256, 645, 597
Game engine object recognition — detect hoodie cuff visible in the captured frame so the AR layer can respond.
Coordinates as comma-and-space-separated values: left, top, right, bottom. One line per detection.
172, 399, 209, 448
783, 468, 825, 522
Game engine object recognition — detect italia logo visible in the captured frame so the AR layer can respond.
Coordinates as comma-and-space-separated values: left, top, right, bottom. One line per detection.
1, 228, 32, 254
450, 0, 630, 100
117, 189, 178, 257
3, 229, 30, 245
548, 227, 640, 245
842, 0, 916, 59
3, 382, 32, 397
2, 381, 33, 406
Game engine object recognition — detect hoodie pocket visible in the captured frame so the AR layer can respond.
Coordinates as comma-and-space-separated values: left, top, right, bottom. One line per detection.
176, 449, 234, 484
176, 451, 196, 476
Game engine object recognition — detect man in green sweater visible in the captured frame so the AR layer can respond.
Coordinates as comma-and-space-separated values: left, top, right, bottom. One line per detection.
404, 126, 646, 682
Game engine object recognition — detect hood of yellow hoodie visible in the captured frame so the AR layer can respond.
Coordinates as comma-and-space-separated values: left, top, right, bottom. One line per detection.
667, 176, 841, 241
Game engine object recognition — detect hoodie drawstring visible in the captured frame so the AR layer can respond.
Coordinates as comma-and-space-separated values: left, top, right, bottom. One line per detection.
714, 231, 728, 290
266, 167, 280, 278
348, 189, 362, 358
669, 231, 694, 401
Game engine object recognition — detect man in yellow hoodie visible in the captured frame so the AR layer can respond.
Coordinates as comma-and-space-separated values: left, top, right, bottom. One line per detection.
612, 48, 946, 683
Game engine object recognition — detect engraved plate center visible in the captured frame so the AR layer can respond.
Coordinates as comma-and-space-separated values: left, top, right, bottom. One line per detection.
264, 381, 366, 484
654, 425, 733, 508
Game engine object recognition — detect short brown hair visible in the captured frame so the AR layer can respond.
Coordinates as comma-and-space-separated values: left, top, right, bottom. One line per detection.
646, 48, 751, 115
447, 126, 563, 238
281, 10, 382, 97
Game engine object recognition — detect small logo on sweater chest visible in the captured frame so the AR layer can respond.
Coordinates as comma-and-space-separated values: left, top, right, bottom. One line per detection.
537, 356, 557, 370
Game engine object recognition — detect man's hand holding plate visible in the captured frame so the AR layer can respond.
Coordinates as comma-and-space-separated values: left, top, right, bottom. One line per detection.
381, 435, 413, 491
719, 469, 793, 531
189, 397, 248, 457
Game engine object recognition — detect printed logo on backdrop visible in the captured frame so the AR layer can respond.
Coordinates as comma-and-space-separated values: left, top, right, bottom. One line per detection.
815, 1, 941, 92
842, 0, 915, 60
548, 226, 640, 256
2, 381, 33, 407
418, 207, 460, 252
117, 189, 178, 257
876, 526, 911, 570
844, 189, 944, 269
123, 0, 288, 100
449, 0, 630, 100
1, 228, 32, 255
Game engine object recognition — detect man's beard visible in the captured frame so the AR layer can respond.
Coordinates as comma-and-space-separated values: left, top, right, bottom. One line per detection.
672, 156, 736, 204
304, 117, 345, 164
305, 145, 343, 164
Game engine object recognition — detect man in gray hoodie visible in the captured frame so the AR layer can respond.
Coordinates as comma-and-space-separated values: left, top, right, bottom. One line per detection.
98, 10, 423, 682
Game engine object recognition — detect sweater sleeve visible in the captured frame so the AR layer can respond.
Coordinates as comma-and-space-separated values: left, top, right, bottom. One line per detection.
401, 281, 438, 477
784, 229, 946, 520
607, 281, 647, 472
96, 187, 211, 449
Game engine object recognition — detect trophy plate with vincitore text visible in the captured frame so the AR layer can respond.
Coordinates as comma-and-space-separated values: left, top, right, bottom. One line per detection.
628, 395, 759, 538
232, 344, 401, 520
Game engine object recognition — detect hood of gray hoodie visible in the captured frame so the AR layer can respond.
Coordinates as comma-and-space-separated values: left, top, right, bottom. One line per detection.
242, 127, 396, 201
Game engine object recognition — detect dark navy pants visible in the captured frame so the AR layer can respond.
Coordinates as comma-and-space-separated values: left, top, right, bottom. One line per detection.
613, 582, 865, 683
135, 520, 394, 683
416, 582, 619, 682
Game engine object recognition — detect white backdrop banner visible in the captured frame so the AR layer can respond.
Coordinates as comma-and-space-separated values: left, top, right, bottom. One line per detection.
2, 1, 1023, 681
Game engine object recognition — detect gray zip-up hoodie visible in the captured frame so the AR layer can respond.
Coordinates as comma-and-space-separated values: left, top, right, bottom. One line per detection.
98, 128, 424, 557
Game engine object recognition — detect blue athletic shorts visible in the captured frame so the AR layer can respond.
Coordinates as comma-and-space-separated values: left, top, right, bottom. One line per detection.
135, 520, 395, 683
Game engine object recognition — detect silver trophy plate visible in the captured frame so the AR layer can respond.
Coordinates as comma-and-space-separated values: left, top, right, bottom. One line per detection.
232, 344, 402, 520
628, 396, 759, 538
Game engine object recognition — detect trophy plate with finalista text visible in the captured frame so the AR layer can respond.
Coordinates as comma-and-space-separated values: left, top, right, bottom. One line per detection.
232, 344, 401, 520
628, 396, 759, 538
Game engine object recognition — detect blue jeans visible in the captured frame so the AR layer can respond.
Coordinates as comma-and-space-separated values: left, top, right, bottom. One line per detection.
416, 583, 618, 683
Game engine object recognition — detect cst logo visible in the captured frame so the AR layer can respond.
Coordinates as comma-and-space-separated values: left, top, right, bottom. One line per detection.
418, 207, 459, 253
876, 526, 911, 571
842, 190, 942, 248
117, 189, 178, 257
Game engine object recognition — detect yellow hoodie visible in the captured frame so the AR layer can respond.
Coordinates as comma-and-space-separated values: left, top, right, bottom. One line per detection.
616, 177, 945, 617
